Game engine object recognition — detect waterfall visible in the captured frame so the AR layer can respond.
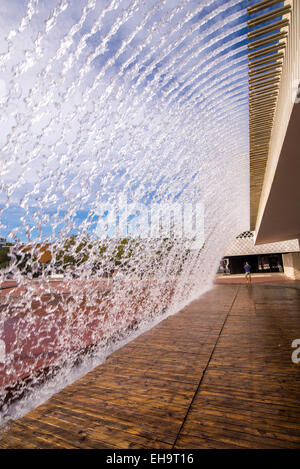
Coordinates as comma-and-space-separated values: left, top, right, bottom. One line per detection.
0, 0, 250, 426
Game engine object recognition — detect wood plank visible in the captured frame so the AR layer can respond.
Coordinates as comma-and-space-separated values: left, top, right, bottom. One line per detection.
1, 282, 300, 449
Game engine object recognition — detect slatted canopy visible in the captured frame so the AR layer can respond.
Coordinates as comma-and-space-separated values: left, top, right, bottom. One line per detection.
248, 0, 291, 230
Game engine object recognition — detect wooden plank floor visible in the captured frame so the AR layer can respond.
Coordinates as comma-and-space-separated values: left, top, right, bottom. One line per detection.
0, 281, 300, 449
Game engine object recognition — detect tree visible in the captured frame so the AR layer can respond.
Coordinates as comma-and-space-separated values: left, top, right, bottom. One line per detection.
0, 247, 11, 269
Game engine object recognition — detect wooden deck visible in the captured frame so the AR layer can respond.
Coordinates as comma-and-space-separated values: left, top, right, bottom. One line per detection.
1, 281, 300, 449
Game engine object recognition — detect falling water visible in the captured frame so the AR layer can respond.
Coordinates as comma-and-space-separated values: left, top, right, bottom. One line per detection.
0, 0, 250, 427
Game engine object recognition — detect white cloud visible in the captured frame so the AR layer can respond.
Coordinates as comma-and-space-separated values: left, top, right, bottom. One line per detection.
0, 0, 249, 242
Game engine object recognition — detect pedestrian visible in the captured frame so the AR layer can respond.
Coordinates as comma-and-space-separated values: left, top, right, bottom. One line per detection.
244, 262, 251, 283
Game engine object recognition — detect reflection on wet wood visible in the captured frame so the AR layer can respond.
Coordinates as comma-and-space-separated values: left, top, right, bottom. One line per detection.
1, 282, 300, 448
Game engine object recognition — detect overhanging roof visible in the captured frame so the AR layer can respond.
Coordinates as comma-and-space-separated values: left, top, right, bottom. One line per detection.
248, 0, 300, 244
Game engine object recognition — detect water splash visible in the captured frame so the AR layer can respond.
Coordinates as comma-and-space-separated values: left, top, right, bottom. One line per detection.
0, 0, 249, 427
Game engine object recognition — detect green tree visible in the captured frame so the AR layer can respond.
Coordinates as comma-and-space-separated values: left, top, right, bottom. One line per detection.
0, 247, 11, 269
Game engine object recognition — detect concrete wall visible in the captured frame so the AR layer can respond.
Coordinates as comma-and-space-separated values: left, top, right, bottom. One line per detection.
282, 252, 300, 280
225, 232, 300, 257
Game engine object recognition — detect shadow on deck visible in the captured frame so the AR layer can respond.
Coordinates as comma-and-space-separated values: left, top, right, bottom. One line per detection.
1, 280, 300, 449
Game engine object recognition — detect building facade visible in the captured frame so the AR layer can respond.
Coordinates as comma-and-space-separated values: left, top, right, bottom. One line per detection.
220, 231, 300, 278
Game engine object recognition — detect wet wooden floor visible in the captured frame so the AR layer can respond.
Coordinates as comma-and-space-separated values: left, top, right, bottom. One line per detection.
1, 281, 300, 448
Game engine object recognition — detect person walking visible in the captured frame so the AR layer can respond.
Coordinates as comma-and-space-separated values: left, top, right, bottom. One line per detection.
244, 262, 251, 284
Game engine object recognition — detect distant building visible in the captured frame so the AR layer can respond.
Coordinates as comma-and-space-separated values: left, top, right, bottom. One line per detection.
220, 231, 300, 278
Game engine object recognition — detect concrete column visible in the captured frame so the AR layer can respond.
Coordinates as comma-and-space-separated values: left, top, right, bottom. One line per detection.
283, 252, 300, 280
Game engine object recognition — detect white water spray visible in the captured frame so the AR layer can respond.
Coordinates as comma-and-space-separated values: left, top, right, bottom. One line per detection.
0, 0, 249, 427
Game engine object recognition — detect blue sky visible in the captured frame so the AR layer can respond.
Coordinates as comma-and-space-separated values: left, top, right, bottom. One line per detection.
0, 0, 261, 243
